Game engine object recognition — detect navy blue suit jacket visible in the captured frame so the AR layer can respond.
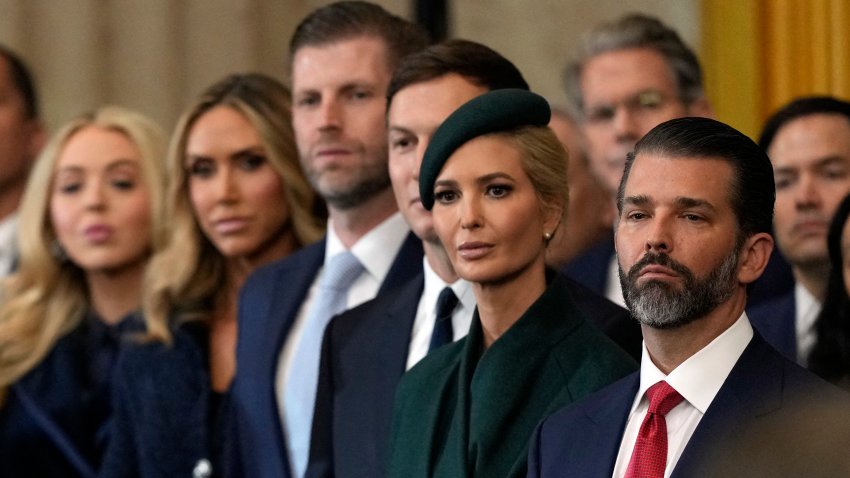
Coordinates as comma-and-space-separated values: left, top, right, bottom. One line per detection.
527, 332, 850, 478
230, 233, 423, 478
306, 270, 637, 478
747, 289, 796, 362
563, 235, 795, 308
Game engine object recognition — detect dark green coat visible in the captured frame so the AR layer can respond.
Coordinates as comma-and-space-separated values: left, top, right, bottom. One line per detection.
386, 273, 637, 478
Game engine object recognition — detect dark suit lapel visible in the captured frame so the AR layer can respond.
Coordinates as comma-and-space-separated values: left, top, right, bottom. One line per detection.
672, 334, 782, 477
361, 273, 424, 473
574, 374, 638, 478
377, 232, 424, 295
374, 274, 424, 412
252, 239, 325, 475
263, 241, 325, 376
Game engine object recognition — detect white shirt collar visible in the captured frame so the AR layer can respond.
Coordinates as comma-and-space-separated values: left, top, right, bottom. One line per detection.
324, 212, 409, 281
632, 312, 753, 414
0, 214, 19, 275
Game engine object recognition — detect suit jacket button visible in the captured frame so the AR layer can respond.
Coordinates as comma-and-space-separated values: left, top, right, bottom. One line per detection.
193, 458, 212, 478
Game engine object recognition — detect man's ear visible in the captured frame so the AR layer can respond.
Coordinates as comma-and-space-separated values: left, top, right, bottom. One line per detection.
737, 232, 774, 285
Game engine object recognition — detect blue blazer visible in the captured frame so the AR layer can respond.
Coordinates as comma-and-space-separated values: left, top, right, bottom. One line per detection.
0, 326, 102, 478
563, 236, 795, 308
99, 324, 220, 478
306, 271, 637, 478
527, 332, 850, 478
746, 289, 796, 362
230, 233, 423, 478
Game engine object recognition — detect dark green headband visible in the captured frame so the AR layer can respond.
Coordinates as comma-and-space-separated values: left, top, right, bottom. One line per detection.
419, 88, 551, 210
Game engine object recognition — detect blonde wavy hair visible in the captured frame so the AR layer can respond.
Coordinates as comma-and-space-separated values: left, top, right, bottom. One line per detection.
0, 106, 167, 403
143, 73, 325, 343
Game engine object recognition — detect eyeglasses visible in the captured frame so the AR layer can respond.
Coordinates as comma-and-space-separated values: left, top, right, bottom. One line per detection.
583, 90, 669, 125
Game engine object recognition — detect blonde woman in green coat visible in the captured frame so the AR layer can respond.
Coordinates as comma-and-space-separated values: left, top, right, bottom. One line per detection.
387, 90, 637, 478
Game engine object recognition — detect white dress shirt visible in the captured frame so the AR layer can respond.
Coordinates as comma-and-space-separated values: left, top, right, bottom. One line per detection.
794, 282, 821, 365
612, 313, 753, 478
0, 214, 19, 278
275, 213, 410, 467
405, 257, 475, 370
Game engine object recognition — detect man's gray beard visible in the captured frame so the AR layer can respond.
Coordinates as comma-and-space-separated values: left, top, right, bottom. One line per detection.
619, 247, 740, 330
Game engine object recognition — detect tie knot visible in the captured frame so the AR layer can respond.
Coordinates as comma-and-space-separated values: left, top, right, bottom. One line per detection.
321, 251, 364, 291
645, 381, 683, 416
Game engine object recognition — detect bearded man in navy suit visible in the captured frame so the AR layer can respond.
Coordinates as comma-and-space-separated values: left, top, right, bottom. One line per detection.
528, 117, 850, 478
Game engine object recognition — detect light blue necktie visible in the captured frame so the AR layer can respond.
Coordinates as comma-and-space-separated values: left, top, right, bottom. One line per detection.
284, 251, 363, 477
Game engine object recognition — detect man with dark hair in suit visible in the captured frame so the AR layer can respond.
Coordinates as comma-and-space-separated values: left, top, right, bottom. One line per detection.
748, 96, 850, 365
529, 117, 850, 478
0, 45, 45, 277
229, 3, 429, 477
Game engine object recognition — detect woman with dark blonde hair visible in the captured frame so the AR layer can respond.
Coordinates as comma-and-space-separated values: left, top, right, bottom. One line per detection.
387, 90, 635, 478
101, 73, 324, 478
0, 106, 167, 477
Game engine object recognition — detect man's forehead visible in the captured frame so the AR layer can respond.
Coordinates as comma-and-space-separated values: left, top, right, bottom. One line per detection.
388, 75, 487, 129
581, 47, 679, 100
624, 153, 733, 199
769, 113, 850, 163
292, 35, 390, 66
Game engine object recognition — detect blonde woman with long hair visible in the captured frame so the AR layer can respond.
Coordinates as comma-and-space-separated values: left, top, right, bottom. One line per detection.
0, 106, 166, 477
101, 73, 324, 478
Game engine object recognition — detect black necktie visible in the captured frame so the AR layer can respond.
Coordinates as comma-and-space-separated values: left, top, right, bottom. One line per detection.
428, 287, 459, 353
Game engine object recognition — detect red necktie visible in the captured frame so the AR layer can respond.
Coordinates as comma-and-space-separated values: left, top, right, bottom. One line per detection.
624, 381, 684, 478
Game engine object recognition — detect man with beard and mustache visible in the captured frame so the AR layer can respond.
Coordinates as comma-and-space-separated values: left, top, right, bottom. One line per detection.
747, 97, 850, 366
528, 117, 850, 478
229, 3, 429, 478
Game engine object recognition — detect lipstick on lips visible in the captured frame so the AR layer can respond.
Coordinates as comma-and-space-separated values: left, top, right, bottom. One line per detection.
214, 217, 249, 235
457, 241, 493, 260
83, 224, 114, 243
